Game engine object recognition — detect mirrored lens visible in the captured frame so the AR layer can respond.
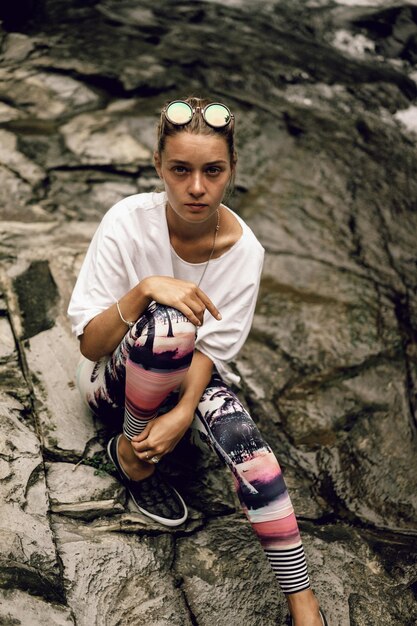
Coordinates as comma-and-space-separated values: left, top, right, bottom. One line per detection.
204, 103, 232, 128
165, 101, 193, 125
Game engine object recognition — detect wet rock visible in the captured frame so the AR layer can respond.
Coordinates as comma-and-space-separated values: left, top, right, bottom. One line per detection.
53, 517, 193, 626
254, 257, 400, 374
25, 323, 95, 459
0, 394, 61, 600
13, 260, 59, 339
299, 521, 417, 626
175, 515, 286, 626
352, 5, 417, 61
0, 588, 74, 626
317, 360, 417, 532
46, 462, 125, 520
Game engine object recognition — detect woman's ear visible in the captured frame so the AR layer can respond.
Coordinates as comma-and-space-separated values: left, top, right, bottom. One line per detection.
153, 151, 163, 179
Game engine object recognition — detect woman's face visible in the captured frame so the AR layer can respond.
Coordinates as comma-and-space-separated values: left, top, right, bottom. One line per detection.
155, 132, 234, 225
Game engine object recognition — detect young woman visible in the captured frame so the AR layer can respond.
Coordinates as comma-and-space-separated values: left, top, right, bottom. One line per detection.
68, 97, 328, 626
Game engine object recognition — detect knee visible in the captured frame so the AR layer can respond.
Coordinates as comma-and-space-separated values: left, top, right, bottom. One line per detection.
213, 411, 267, 451
155, 304, 196, 337
131, 304, 196, 362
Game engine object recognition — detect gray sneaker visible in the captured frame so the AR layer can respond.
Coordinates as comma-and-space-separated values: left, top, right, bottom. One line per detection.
107, 435, 188, 527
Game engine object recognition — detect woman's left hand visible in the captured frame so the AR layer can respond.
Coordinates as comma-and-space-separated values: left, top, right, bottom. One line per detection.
130, 408, 192, 463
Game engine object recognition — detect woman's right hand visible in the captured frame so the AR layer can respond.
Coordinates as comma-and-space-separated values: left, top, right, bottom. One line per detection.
140, 276, 221, 327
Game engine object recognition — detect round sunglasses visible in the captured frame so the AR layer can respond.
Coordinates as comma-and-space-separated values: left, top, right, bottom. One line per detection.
163, 100, 234, 129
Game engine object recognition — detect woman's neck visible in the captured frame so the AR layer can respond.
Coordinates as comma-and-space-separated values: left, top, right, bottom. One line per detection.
166, 203, 221, 243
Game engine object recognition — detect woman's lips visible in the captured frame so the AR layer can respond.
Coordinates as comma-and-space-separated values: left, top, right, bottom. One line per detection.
185, 203, 208, 210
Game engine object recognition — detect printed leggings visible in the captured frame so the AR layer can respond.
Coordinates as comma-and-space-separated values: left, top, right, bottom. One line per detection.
77, 303, 310, 595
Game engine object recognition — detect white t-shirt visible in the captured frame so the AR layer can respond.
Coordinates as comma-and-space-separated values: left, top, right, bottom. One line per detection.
68, 192, 264, 385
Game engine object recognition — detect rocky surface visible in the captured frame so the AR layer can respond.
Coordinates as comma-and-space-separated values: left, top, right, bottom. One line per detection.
0, 0, 416, 624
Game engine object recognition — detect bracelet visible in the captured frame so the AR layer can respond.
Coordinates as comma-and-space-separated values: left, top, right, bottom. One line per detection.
116, 301, 135, 329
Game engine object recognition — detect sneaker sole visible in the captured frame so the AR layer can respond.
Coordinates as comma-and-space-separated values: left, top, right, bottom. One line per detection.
107, 435, 188, 527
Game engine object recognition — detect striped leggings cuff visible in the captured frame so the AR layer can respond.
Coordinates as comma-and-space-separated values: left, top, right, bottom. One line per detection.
123, 407, 156, 440
264, 544, 310, 595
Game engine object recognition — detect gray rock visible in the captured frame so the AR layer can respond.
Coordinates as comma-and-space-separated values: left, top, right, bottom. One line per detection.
0, 68, 100, 119
46, 462, 125, 519
53, 517, 193, 626
0, 588, 74, 626
0, 395, 61, 599
0, 129, 45, 186
25, 323, 95, 459
0, 316, 15, 361
45, 169, 139, 220
96, 3, 159, 28
1, 33, 34, 64
60, 112, 152, 168
0, 101, 24, 122
1, 1, 417, 623
0, 164, 46, 222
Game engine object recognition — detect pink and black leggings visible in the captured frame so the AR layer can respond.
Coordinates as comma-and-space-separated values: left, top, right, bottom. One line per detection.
77, 302, 311, 595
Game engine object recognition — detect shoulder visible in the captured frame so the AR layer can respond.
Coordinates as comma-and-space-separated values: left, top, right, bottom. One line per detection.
95, 192, 167, 249
226, 206, 265, 261
102, 191, 166, 229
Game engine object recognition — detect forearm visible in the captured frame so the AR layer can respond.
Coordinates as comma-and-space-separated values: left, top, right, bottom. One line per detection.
79, 275, 221, 362
177, 350, 214, 425
79, 281, 151, 361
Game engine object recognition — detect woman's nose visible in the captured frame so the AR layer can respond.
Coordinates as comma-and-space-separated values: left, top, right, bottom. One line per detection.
188, 171, 205, 196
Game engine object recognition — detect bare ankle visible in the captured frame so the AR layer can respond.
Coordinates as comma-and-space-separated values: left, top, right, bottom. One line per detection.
287, 589, 321, 623
117, 434, 154, 481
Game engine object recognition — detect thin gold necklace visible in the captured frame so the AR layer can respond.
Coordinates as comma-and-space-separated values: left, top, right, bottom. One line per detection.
197, 208, 220, 288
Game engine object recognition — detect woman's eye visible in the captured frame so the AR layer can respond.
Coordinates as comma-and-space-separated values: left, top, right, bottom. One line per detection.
206, 167, 221, 176
172, 166, 187, 174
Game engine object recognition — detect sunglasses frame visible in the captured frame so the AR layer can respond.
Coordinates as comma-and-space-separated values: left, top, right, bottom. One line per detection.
163, 100, 234, 129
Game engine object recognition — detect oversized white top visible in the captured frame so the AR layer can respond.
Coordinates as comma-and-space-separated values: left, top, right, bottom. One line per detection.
68, 192, 264, 385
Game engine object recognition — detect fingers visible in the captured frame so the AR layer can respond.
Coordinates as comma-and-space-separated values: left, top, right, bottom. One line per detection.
145, 277, 221, 324
176, 286, 221, 325
197, 288, 222, 321
179, 302, 205, 327
142, 450, 162, 464
132, 445, 164, 464
132, 431, 147, 443
131, 437, 164, 463
131, 437, 147, 450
